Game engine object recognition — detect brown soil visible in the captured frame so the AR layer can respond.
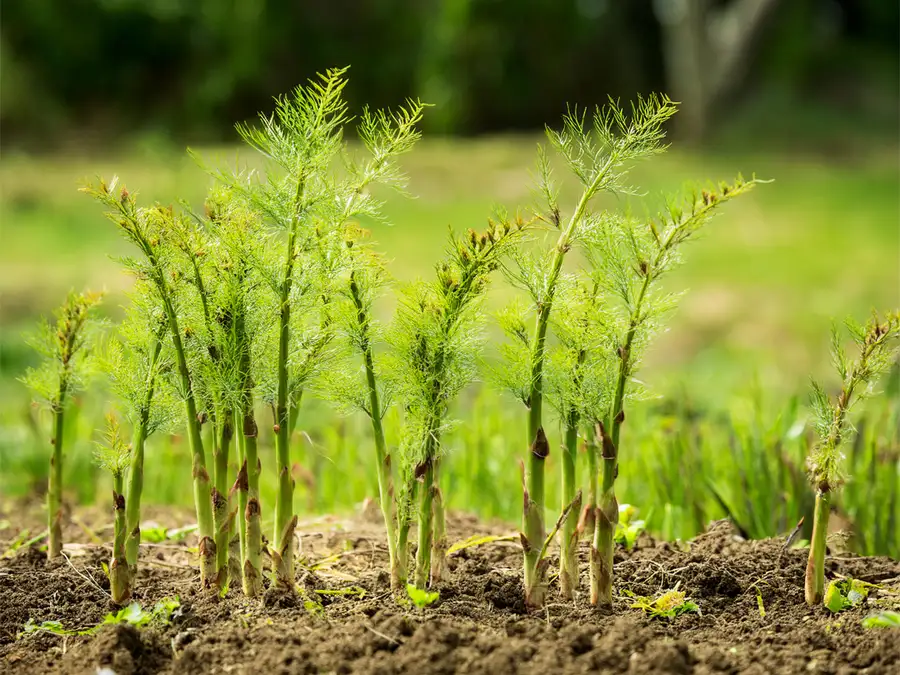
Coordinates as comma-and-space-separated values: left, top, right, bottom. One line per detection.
1, 506, 898, 675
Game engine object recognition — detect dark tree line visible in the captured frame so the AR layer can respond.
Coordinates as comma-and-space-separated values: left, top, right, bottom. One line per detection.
1, 0, 896, 146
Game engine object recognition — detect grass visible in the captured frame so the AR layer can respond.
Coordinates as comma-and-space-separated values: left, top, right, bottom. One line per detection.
1, 135, 898, 557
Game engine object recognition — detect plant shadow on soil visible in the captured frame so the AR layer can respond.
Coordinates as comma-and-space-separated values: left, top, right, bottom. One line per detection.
1, 506, 898, 675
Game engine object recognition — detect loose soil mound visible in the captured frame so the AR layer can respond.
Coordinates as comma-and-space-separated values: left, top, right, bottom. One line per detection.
1, 508, 898, 674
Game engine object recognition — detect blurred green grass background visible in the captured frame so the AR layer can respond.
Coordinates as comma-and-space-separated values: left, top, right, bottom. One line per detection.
1, 135, 898, 555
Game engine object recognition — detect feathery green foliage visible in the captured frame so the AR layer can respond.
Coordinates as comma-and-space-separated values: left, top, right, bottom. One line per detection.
81, 178, 221, 587
501, 95, 678, 609
20, 289, 102, 559
390, 217, 527, 589
198, 69, 427, 589
208, 67, 352, 588
583, 176, 761, 607
195, 191, 271, 596
544, 278, 610, 598
805, 312, 900, 606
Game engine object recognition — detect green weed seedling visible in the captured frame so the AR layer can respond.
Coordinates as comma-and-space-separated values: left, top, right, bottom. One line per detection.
20, 598, 180, 638
824, 578, 877, 613
614, 504, 646, 550
862, 611, 900, 629
141, 525, 196, 544
627, 586, 699, 620
406, 583, 440, 610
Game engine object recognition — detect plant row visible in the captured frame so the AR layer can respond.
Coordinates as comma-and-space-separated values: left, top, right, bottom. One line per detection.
22, 68, 900, 611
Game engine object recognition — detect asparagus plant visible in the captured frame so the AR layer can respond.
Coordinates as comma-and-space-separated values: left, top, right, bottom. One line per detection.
93, 414, 136, 604
499, 96, 676, 608
390, 218, 526, 589
196, 190, 270, 596
320, 101, 428, 590
21, 290, 102, 560
583, 177, 760, 607
82, 181, 218, 587
805, 312, 900, 606
201, 69, 425, 588
164, 211, 240, 591
544, 278, 609, 599
200, 70, 351, 588
102, 287, 173, 587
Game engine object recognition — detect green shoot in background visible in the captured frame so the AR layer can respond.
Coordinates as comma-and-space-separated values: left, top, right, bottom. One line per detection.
20, 290, 102, 560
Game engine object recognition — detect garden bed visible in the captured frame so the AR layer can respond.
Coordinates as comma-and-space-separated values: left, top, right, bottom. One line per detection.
1, 506, 898, 675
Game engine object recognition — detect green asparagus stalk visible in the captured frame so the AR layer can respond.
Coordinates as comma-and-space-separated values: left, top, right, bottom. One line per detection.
805, 312, 899, 605
94, 414, 133, 604
83, 181, 217, 587
586, 177, 760, 607
502, 97, 677, 609
21, 290, 102, 560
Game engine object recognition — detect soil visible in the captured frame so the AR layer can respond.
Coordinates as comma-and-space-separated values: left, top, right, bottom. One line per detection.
1, 504, 898, 675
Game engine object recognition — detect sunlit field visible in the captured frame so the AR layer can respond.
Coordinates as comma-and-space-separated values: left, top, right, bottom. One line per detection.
2, 137, 898, 554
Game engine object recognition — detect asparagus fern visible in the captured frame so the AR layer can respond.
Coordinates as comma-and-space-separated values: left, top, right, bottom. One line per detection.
21, 290, 102, 560
102, 286, 173, 588
583, 177, 761, 607
390, 218, 527, 589
805, 312, 900, 605
500, 96, 677, 608
82, 180, 219, 587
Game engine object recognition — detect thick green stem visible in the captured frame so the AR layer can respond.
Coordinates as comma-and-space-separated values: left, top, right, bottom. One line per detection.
580, 431, 598, 539
47, 392, 66, 560
559, 412, 579, 599
414, 461, 436, 589
124, 424, 146, 573
430, 459, 449, 583
242, 411, 263, 596
591, 446, 618, 607
124, 336, 160, 576
349, 272, 399, 587
110, 475, 131, 604
393, 515, 411, 590
272, 221, 298, 589
162, 291, 215, 586
233, 410, 247, 575
805, 490, 831, 606
523, 168, 609, 608
213, 414, 234, 591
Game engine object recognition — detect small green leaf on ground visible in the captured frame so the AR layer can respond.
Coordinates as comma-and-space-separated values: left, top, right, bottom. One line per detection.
628, 587, 699, 620
406, 584, 439, 609
862, 611, 900, 629
18, 597, 180, 638
615, 504, 646, 550
825, 578, 876, 613
446, 533, 517, 556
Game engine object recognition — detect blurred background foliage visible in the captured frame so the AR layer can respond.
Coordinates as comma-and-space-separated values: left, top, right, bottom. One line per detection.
1, 0, 898, 554
1, 0, 897, 145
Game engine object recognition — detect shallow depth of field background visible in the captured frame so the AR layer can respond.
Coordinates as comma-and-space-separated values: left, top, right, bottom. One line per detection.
1, 2, 898, 554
